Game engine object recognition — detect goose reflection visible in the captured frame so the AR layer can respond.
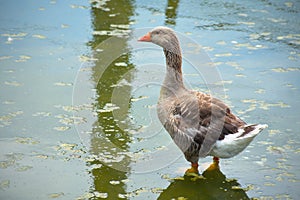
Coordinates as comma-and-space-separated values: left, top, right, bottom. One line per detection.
158, 160, 250, 200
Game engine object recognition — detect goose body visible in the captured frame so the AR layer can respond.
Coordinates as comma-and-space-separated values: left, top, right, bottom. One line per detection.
138, 26, 267, 173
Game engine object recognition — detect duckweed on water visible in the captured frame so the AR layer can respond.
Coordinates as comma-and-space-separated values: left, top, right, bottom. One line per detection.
241, 99, 290, 111
97, 103, 120, 113
238, 21, 256, 26
234, 42, 267, 50
16, 165, 33, 172
271, 67, 300, 73
268, 129, 281, 136
4, 81, 22, 86
32, 34, 46, 39
94, 192, 108, 198
2, 100, 15, 105
53, 82, 73, 86
32, 111, 51, 117
15, 137, 40, 145
235, 73, 246, 78
15, 55, 31, 62
109, 180, 120, 185
55, 114, 86, 126
0, 111, 23, 127
0, 153, 24, 169
1, 32, 27, 38
48, 192, 64, 198
78, 55, 98, 62
214, 52, 233, 57
114, 62, 128, 67
0, 56, 13, 60
130, 95, 149, 102
54, 104, 93, 113
77, 191, 109, 199
255, 89, 266, 94
34, 154, 50, 160
0, 180, 10, 190
267, 146, 285, 154
69, 4, 88, 10
53, 126, 70, 131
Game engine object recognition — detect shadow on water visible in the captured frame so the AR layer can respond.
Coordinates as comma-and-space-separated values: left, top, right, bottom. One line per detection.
88, 0, 135, 199
159, 162, 250, 200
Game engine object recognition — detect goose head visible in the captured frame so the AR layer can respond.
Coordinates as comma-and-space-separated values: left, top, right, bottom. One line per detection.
138, 26, 180, 54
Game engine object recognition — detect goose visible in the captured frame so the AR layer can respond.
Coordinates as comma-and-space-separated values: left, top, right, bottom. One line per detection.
138, 26, 267, 174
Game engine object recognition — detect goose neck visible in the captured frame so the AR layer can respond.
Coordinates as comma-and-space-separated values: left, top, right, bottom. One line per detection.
160, 49, 185, 98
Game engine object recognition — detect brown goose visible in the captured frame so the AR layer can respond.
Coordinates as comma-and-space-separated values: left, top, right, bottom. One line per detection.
138, 26, 267, 174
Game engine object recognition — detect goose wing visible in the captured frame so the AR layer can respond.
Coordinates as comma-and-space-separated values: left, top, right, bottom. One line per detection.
159, 91, 246, 160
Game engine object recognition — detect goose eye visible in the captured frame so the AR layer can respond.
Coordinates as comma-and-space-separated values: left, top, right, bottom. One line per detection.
152, 30, 162, 35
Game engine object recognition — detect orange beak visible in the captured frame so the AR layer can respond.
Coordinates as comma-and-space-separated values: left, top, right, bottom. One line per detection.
138, 32, 151, 42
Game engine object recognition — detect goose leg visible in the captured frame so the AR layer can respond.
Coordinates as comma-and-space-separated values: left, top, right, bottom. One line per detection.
213, 156, 219, 163
185, 162, 199, 174
206, 157, 220, 171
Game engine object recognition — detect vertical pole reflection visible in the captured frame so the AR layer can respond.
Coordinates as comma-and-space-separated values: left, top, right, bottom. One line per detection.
89, 0, 135, 199
165, 0, 180, 26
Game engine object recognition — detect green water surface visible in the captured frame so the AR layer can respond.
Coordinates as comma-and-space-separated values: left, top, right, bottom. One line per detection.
0, 0, 300, 199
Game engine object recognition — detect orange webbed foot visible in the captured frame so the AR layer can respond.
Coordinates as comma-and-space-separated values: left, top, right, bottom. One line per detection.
205, 157, 220, 171
185, 162, 199, 175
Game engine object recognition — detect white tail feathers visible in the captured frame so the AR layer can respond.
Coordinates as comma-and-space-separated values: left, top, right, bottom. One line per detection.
209, 123, 268, 158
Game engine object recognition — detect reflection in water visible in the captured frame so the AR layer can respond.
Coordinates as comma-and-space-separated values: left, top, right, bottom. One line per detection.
158, 162, 250, 200
89, 0, 135, 199
165, 0, 180, 26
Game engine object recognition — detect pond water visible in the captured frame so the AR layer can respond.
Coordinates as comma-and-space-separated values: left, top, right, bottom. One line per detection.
1, 0, 300, 199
